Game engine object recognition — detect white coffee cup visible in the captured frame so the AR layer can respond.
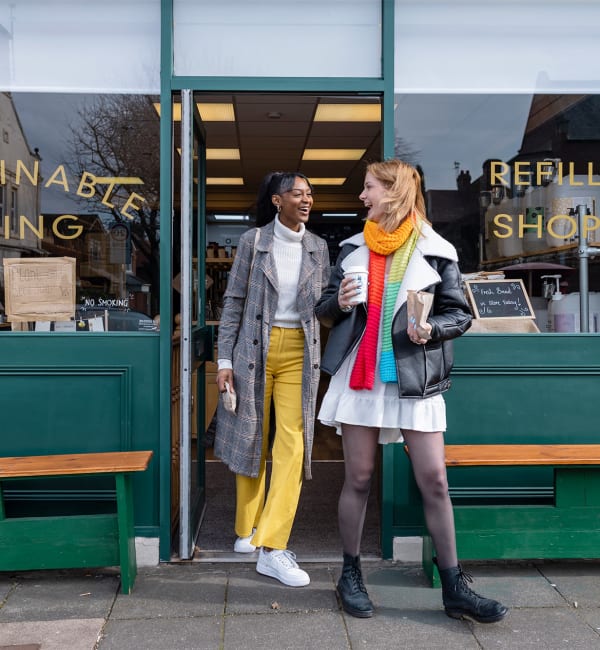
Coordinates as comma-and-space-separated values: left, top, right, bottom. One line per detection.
343, 266, 368, 304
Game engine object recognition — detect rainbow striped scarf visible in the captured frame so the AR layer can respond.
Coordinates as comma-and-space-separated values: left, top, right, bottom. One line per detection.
350, 220, 417, 390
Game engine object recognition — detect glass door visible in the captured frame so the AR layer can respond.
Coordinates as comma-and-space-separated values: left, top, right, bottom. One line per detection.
177, 89, 208, 559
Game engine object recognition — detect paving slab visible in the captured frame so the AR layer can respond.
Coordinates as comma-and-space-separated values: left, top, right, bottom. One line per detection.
0, 578, 15, 604
98, 616, 222, 650
2, 560, 600, 650
0, 572, 118, 623
471, 607, 600, 649
223, 611, 348, 650
110, 564, 227, 620
225, 565, 338, 615
537, 561, 600, 609
344, 609, 479, 650
0, 618, 104, 650
452, 563, 568, 610
571, 607, 600, 636
366, 564, 448, 612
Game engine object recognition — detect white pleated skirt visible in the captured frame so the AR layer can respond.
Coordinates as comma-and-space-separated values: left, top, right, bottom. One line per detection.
318, 338, 446, 445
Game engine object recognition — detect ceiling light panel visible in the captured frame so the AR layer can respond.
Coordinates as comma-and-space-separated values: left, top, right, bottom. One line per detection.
196, 103, 235, 121
308, 178, 346, 186
302, 149, 366, 161
314, 104, 381, 122
207, 177, 244, 185
153, 102, 182, 121
206, 149, 241, 160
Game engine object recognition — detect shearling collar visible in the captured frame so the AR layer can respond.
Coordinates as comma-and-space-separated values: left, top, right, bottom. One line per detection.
339, 222, 457, 266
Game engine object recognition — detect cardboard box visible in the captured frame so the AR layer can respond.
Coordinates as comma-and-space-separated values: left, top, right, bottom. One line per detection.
3, 257, 76, 322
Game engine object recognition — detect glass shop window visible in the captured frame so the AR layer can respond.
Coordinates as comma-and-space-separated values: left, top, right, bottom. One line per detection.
395, 93, 600, 333
0, 92, 160, 333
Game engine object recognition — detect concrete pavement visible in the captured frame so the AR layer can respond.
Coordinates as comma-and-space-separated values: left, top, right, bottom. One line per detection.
2, 559, 600, 649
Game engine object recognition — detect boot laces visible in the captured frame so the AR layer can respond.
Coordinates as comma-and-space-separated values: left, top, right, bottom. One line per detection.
455, 567, 485, 600
349, 565, 367, 593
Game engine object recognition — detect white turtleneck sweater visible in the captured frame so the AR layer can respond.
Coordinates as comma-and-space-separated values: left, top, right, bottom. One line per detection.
272, 215, 304, 328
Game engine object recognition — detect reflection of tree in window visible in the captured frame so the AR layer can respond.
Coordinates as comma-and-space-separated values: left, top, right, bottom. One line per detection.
66, 95, 160, 316
394, 137, 420, 166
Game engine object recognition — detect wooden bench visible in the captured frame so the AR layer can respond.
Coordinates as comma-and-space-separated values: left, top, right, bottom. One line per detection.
0, 450, 153, 594
415, 444, 600, 587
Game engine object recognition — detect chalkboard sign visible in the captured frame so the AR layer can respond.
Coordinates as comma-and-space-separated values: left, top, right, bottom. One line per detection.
465, 279, 535, 319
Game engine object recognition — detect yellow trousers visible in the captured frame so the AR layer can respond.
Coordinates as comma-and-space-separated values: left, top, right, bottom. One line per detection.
235, 326, 305, 550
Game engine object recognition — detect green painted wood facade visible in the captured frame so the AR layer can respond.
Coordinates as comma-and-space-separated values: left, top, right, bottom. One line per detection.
0, 334, 160, 540
382, 333, 600, 558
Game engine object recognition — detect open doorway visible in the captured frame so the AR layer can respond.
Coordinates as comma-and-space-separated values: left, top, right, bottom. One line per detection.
190, 92, 382, 559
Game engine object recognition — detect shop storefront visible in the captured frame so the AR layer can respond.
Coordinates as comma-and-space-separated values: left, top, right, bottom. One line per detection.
1, 0, 599, 566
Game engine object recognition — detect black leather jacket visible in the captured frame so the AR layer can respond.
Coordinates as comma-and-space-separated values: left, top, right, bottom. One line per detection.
316, 242, 472, 398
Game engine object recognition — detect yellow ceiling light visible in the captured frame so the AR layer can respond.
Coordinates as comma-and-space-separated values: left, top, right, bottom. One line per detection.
308, 177, 346, 186
206, 177, 244, 185
196, 103, 235, 121
153, 102, 182, 121
153, 102, 235, 122
176, 148, 199, 160
177, 148, 239, 161
314, 104, 381, 122
206, 148, 241, 160
302, 149, 365, 161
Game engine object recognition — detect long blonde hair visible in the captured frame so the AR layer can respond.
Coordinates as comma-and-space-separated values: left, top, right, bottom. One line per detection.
366, 159, 430, 233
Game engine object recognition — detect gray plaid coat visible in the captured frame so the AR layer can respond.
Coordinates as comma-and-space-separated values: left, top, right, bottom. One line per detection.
214, 220, 330, 480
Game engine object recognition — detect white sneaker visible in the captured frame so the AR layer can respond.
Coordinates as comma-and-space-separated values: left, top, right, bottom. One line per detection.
256, 548, 310, 587
234, 529, 256, 553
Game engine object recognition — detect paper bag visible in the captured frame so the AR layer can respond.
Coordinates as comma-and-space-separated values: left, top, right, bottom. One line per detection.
222, 381, 237, 413
407, 290, 433, 340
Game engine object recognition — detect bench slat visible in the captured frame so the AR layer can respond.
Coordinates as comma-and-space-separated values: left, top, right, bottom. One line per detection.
0, 451, 153, 478
444, 444, 600, 466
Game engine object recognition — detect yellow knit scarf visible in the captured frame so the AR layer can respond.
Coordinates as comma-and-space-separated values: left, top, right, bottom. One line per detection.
363, 218, 414, 254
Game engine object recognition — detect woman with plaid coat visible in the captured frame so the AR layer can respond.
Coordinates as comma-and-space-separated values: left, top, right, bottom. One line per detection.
215, 171, 330, 587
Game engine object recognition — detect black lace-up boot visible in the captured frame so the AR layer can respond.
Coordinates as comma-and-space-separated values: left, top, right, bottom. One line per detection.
437, 562, 508, 623
336, 553, 374, 618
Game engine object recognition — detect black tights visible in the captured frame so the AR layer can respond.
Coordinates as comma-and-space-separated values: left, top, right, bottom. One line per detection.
338, 425, 458, 570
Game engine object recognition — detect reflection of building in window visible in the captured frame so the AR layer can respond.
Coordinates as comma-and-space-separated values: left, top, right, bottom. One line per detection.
89, 239, 101, 263
9, 187, 17, 234
39, 213, 149, 310
424, 184, 480, 272
0, 92, 43, 312
477, 95, 600, 269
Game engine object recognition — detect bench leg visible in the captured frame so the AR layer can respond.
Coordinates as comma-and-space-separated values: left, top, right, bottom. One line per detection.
422, 532, 441, 588
0, 482, 5, 520
115, 473, 137, 595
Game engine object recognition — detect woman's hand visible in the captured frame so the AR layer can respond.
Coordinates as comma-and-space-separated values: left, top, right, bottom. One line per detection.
217, 368, 233, 393
338, 277, 359, 311
408, 317, 431, 345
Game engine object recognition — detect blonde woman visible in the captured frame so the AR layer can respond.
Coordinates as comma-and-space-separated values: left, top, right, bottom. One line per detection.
316, 160, 507, 623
